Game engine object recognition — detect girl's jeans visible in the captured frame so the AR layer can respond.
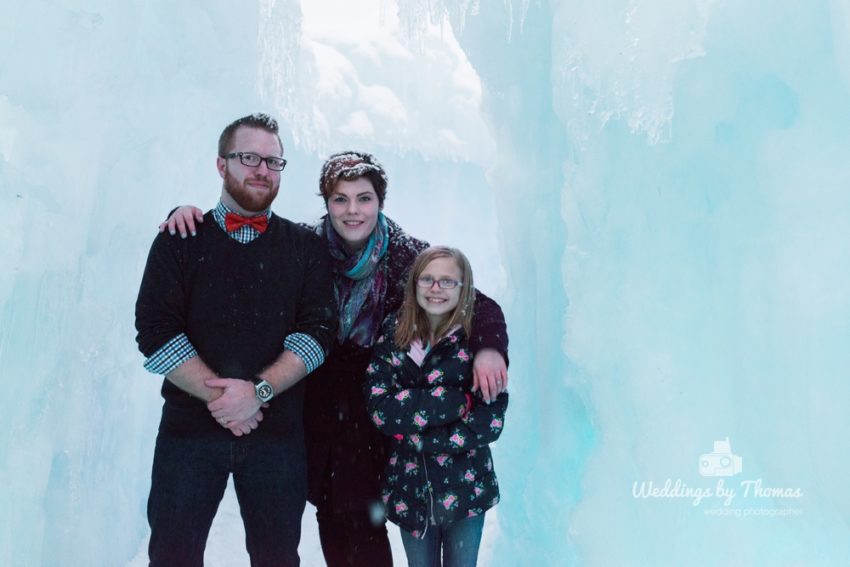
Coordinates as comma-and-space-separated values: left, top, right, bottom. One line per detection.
400, 514, 486, 567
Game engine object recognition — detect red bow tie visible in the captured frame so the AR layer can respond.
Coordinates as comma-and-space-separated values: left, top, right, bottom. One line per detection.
225, 212, 268, 234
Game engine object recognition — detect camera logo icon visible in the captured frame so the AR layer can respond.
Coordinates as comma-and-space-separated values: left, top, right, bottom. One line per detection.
699, 437, 743, 477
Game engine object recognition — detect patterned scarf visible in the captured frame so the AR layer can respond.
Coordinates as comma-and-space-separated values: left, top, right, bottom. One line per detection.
324, 212, 390, 347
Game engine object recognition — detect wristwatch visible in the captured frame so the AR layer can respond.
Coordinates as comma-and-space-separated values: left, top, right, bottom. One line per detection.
252, 376, 275, 403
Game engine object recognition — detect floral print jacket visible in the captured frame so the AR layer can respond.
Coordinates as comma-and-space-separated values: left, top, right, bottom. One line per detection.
364, 316, 509, 538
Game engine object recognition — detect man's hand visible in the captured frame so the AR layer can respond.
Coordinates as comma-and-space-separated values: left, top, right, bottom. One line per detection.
225, 408, 265, 437
158, 205, 204, 238
471, 348, 508, 404
205, 378, 262, 425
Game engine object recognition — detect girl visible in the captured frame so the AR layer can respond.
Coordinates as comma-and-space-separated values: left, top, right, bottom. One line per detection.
365, 246, 508, 567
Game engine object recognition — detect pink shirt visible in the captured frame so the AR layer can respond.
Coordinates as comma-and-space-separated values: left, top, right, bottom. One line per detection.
407, 325, 462, 367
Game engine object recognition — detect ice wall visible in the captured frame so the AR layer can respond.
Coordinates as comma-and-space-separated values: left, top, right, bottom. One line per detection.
397, 1, 850, 565
4, 0, 850, 565
0, 1, 501, 565
0, 2, 292, 565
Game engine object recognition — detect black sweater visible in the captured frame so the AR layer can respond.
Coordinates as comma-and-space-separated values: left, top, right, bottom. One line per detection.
135, 211, 337, 437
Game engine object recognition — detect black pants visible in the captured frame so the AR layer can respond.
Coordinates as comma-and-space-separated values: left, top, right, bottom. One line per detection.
314, 479, 393, 567
148, 433, 306, 567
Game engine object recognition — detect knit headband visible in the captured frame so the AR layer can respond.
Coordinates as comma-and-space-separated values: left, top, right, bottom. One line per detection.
320, 151, 388, 198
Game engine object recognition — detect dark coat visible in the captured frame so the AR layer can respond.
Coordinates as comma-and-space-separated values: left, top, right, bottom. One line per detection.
364, 318, 508, 538
303, 216, 509, 520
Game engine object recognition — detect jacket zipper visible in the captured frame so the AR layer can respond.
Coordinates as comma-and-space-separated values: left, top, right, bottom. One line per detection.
417, 330, 460, 538
422, 453, 435, 539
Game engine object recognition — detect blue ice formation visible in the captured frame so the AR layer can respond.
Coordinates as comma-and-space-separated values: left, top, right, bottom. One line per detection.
2, 1, 850, 566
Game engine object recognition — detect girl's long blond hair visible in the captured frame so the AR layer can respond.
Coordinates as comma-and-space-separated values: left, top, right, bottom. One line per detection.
394, 246, 475, 350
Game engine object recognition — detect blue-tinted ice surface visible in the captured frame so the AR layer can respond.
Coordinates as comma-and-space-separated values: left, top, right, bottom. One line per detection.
2, 1, 849, 565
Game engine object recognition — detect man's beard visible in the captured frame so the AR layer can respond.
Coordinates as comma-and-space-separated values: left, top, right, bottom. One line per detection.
223, 168, 279, 212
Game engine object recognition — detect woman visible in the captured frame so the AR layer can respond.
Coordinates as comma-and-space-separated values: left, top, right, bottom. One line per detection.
161, 151, 509, 566
364, 246, 508, 567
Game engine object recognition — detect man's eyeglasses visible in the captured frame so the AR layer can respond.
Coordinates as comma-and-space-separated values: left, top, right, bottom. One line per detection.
416, 276, 463, 290
222, 152, 287, 172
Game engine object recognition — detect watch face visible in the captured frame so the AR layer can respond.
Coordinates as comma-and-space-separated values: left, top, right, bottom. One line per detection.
257, 382, 274, 401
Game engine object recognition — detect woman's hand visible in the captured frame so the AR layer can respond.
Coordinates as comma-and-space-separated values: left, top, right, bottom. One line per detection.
472, 348, 508, 404
158, 205, 204, 237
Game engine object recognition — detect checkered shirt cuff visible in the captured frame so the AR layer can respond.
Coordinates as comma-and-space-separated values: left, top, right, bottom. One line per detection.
143, 333, 198, 375
284, 333, 325, 374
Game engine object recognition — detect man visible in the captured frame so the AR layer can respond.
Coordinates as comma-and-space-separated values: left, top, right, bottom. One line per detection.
135, 113, 336, 566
